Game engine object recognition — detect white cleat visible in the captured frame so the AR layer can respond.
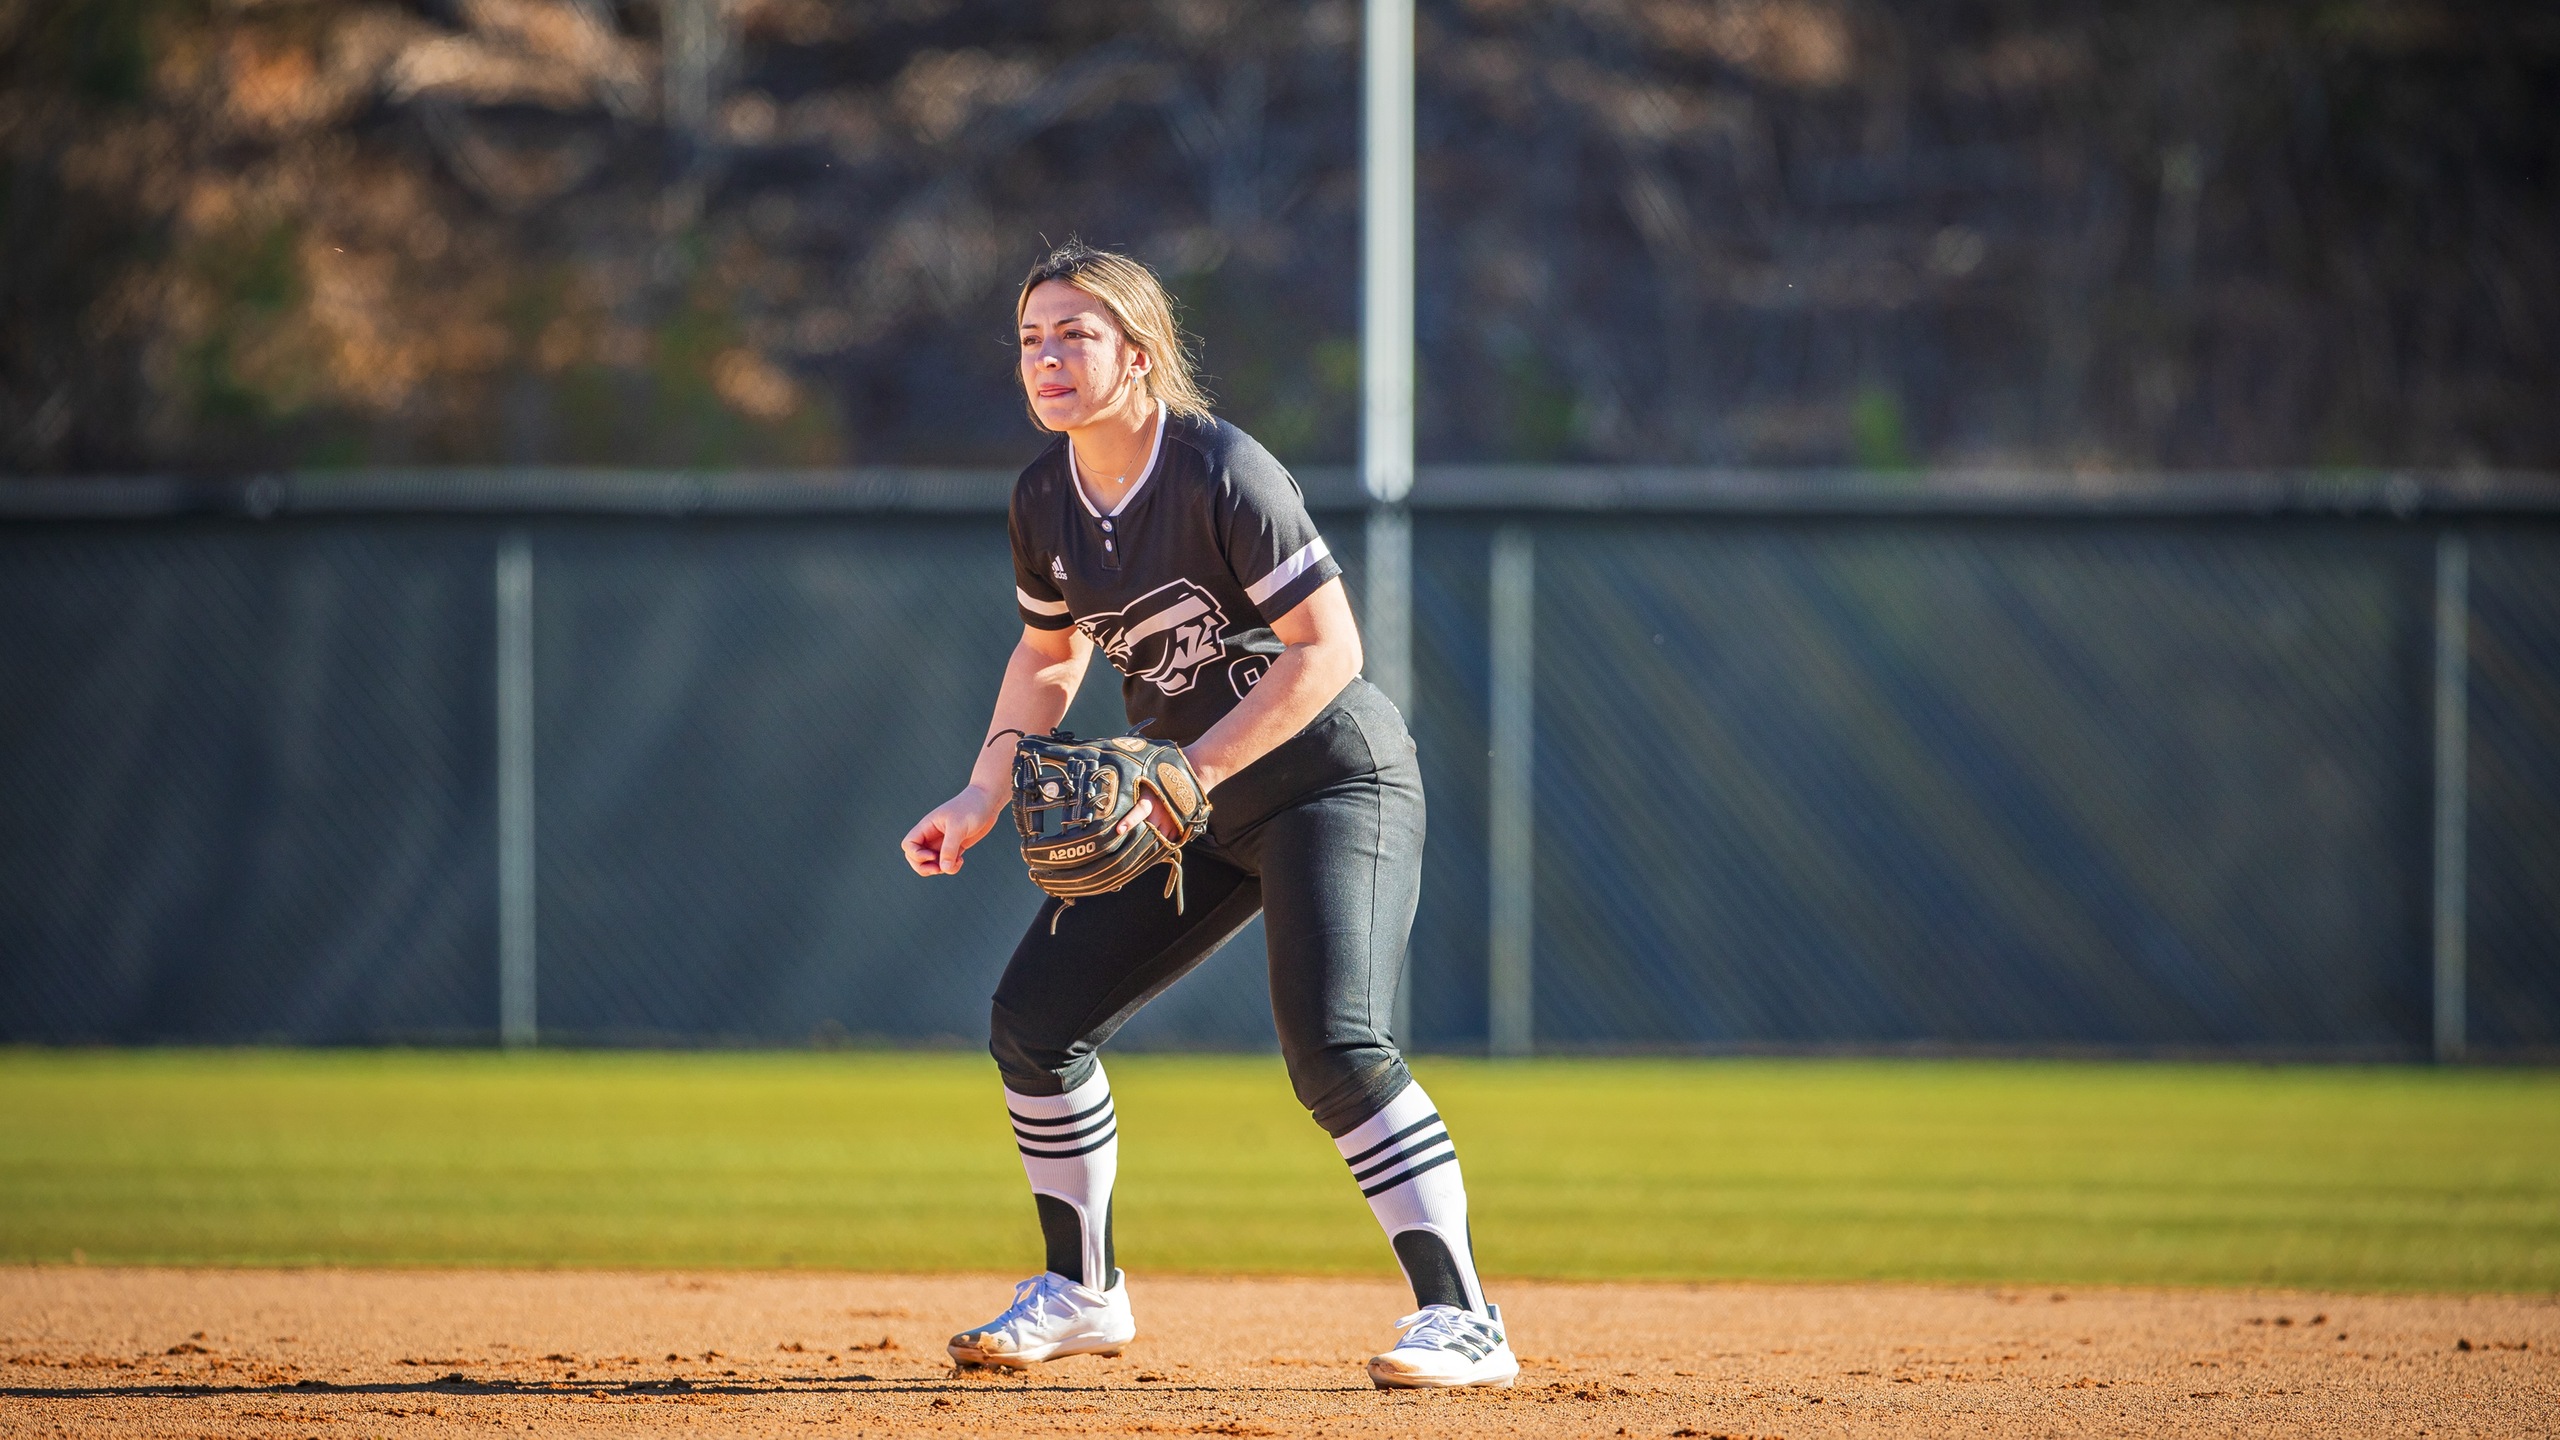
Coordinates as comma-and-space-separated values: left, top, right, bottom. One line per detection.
947, 1271, 1136, 1368
1367, 1303, 1519, 1389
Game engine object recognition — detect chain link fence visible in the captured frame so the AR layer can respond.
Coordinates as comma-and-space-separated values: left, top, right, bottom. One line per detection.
2, 473, 2553, 1057
2470, 531, 2560, 1051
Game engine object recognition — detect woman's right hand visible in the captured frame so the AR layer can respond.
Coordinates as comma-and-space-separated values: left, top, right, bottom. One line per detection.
902, 784, 1006, 877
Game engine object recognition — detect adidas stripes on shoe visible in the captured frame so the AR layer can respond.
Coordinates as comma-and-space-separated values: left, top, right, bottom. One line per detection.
1367, 1303, 1519, 1389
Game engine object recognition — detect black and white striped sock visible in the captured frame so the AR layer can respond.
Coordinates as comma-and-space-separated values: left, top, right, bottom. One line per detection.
1006, 1067, 1118, 1291
1334, 1079, 1488, 1315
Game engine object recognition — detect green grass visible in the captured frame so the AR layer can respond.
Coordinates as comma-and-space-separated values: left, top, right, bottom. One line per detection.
2, 1050, 2554, 1292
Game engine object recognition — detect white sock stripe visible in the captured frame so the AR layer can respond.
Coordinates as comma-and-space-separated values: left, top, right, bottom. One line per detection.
1360, 1146, 1462, 1199
1339, 1111, 1443, 1167
1349, 1129, 1451, 1184
1010, 1107, 1115, 1145
1008, 1095, 1114, 1128
1013, 1121, 1115, 1149
1015, 1125, 1118, 1160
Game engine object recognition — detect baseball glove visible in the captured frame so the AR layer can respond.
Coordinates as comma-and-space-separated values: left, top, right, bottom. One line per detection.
1000, 727, 1213, 931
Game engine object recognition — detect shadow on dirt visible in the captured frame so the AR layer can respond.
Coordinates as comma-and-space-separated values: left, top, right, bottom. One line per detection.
0, 1372, 1351, 1401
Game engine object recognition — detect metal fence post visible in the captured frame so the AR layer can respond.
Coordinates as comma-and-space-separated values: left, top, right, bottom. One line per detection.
1364, 0, 1417, 1045
1487, 525, 1535, 1057
1361, 0, 1414, 520
1364, 506, 1414, 713
496, 529, 538, 1049
1367, 505, 1416, 1043
2432, 528, 2468, 1063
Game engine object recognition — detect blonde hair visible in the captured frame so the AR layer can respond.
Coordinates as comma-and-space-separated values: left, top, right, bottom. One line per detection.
1016, 242, 1214, 424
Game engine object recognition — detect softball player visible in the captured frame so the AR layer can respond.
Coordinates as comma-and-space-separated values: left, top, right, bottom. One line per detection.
901, 243, 1514, 1389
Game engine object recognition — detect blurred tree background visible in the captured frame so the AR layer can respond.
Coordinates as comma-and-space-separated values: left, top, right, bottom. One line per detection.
1, 0, 2552, 474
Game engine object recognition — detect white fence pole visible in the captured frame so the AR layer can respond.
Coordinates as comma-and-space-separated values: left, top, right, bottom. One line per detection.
1365, 0, 1418, 1043
1361, 0, 1415, 518
1487, 525, 1535, 1058
2432, 529, 2468, 1064
496, 530, 538, 1049
1364, 506, 1414, 713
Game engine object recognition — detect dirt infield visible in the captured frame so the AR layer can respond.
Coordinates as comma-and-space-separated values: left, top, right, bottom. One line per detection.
2, 1269, 2550, 1438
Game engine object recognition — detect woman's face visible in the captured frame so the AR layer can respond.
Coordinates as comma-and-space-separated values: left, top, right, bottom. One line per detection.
1019, 280, 1147, 431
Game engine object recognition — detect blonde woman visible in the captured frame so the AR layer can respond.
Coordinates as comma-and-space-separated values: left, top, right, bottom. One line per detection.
901, 243, 1514, 1389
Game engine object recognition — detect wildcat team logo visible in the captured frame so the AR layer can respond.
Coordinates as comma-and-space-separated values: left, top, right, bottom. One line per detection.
1079, 578, 1229, 696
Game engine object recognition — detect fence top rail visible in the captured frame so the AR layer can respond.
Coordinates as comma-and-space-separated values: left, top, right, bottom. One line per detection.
4, 466, 2556, 521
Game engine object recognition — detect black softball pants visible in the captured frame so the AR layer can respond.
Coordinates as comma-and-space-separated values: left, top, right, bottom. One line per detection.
988, 678, 1424, 1138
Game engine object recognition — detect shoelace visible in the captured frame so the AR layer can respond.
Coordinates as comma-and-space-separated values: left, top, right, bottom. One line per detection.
990, 1273, 1076, 1334
1390, 1304, 1493, 1352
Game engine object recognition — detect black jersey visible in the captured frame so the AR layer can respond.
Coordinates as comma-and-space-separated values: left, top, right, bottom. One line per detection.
1010, 405, 1343, 746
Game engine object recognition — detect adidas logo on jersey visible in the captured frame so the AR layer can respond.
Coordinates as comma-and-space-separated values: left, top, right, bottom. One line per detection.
1051, 557, 1068, 582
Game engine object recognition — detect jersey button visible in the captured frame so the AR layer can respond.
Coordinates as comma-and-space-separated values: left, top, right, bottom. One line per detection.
1104, 540, 1115, 551
1100, 520, 1114, 532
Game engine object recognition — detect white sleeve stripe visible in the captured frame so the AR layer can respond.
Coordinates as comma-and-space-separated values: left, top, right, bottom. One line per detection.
1244, 537, 1332, 607
1015, 585, 1070, 616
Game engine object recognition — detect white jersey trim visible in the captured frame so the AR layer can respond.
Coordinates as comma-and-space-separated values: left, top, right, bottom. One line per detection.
1245, 536, 1332, 608
1016, 585, 1071, 616
1067, 401, 1168, 519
